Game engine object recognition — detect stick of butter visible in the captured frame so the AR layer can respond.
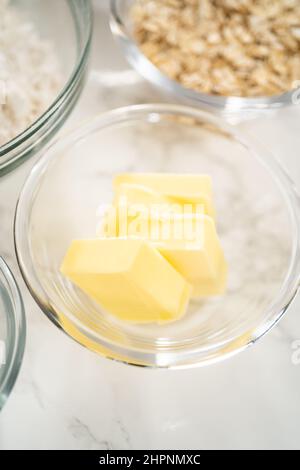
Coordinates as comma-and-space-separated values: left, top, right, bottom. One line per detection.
60, 238, 191, 324
113, 173, 216, 219
99, 184, 213, 238
159, 217, 227, 297
105, 212, 227, 297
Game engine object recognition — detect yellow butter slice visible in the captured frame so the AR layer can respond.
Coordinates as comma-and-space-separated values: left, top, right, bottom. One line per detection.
105, 211, 227, 297
61, 238, 191, 324
113, 173, 216, 218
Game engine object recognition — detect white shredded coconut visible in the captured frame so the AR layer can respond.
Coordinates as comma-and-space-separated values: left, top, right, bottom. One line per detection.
0, 0, 61, 147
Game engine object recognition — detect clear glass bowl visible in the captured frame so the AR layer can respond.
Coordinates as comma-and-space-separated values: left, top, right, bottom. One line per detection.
14, 104, 300, 368
110, 0, 299, 117
0, 257, 25, 410
0, 0, 93, 176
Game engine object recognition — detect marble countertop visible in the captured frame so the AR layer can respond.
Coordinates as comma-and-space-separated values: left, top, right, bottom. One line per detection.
1, 1, 300, 450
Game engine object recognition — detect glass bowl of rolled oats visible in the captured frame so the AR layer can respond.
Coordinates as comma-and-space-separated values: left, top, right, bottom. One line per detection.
110, 0, 300, 115
0, 0, 92, 176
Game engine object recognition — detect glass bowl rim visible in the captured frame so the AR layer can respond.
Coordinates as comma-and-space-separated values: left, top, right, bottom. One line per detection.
0, 257, 26, 408
14, 103, 300, 368
110, 0, 300, 113
0, 0, 93, 157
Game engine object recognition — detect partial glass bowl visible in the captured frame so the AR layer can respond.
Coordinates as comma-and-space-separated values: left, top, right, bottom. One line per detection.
0, 257, 25, 410
110, 0, 299, 117
0, 0, 93, 176
14, 104, 300, 368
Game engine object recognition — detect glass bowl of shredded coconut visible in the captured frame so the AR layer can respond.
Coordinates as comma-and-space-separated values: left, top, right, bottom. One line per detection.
110, 0, 300, 116
0, 0, 92, 175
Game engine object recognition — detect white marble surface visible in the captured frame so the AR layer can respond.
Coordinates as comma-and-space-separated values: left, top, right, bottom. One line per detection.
1, 1, 300, 449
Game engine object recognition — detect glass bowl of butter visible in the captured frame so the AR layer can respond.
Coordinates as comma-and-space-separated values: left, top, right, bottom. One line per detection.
14, 104, 300, 368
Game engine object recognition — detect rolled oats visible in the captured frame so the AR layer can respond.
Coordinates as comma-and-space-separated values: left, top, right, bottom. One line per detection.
131, 0, 300, 97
